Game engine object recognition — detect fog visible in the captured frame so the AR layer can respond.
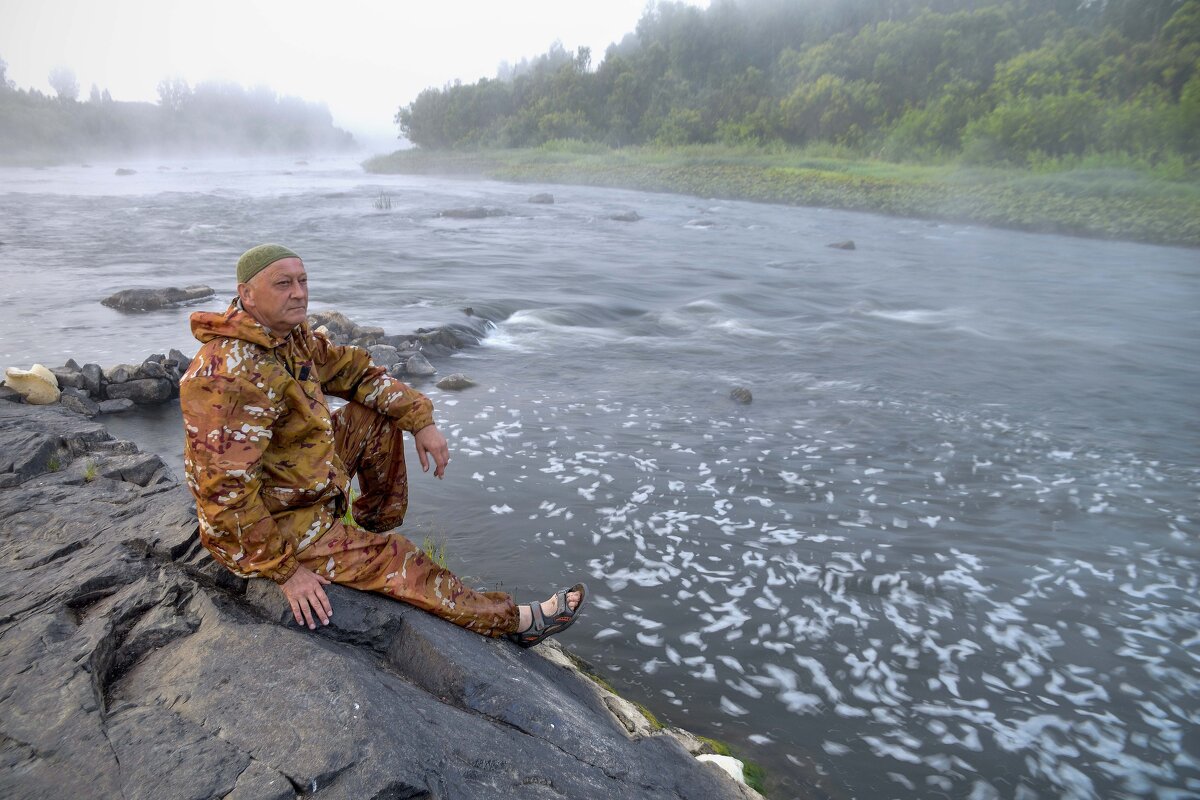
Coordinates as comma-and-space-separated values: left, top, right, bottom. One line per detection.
0, 0, 709, 144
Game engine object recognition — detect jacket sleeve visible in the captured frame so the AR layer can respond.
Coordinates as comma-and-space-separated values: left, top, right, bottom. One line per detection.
180, 370, 299, 584
309, 331, 435, 432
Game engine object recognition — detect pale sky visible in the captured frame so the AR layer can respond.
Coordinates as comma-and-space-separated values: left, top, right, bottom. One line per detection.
0, 0, 707, 148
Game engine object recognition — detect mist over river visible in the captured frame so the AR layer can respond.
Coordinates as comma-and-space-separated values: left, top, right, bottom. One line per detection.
1, 157, 1197, 798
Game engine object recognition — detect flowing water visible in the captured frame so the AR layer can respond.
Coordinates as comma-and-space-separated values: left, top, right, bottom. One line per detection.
1, 157, 1197, 798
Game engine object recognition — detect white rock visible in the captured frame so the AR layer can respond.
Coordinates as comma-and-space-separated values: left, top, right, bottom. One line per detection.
4, 364, 61, 404
696, 754, 746, 785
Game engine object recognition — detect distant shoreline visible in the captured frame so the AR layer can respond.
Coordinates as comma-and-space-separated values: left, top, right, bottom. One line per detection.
363, 147, 1200, 249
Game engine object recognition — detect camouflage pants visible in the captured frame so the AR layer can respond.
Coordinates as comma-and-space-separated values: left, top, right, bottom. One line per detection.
298, 401, 519, 638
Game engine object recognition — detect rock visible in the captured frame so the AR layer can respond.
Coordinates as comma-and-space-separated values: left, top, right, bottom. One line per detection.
436, 373, 476, 391
104, 378, 173, 404
827, 240, 856, 250
4, 364, 61, 404
437, 206, 508, 219
0, 385, 24, 404
0, 402, 760, 800
105, 364, 135, 384
698, 755, 748, 785
405, 353, 436, 377
100, 285, 215, 311
168, 348, 192, 368
98, 398, 136, 414
136, 360, 168, 380
114, 167, 137, 176
730, 387, 753, 405
528, 193, 555, 204
51, 366, 86, 389
610, 210, 642, 222
367, 345, 401, 369
64, 358, 81, 371
59, 387, 100, 418
81, 363, 104, 397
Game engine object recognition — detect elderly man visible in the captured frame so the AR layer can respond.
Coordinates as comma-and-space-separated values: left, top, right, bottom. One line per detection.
180, 243, 583, 646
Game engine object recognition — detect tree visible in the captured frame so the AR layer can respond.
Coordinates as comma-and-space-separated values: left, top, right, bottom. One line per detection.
48, 66, 78, 102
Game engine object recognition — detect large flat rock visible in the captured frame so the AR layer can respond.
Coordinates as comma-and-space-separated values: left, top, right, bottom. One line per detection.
0, 403, 757, 800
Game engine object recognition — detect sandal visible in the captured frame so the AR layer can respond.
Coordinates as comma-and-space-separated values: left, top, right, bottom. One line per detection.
507, 583, 588, 648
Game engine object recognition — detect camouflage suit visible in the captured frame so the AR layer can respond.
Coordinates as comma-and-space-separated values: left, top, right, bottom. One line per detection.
180, 302, 517, 637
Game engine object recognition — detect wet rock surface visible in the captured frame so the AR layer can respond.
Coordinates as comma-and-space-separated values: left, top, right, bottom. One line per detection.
101, 285, 215, 311
0, 404, 757, 800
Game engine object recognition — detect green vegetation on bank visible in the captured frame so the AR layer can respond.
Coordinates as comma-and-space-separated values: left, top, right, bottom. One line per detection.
364, 144, 1200, 246
395, 0, 1198, 169
0, 58, 354, 164
379, 0, 1199, 245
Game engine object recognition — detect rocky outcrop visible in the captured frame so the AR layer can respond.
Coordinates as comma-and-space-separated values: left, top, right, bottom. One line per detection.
2, 352, 192, 416
101, 286, 215, 311
0, 404, 758, 800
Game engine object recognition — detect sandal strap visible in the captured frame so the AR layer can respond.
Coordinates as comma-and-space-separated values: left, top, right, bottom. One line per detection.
527, 601, 545, 634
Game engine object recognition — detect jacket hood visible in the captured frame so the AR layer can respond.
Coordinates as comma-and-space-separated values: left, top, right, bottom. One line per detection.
190, 302, 299, 349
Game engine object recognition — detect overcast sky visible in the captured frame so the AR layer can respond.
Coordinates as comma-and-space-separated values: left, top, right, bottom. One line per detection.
0, 0, 707, 147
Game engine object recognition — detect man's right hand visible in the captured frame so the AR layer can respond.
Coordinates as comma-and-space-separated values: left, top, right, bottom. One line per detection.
280, 566, 333, 629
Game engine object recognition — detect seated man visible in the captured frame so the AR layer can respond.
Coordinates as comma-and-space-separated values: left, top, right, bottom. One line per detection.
179, 243, 583, 646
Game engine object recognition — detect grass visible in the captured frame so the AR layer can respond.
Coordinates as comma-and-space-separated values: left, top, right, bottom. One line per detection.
83, 460, 97, 482
697, 735, 768, 795
47, 456, 61, 473
420, 536, 447, 569
364, 144, 1200, 247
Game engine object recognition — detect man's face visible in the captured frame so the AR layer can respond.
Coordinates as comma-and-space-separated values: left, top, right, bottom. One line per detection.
239, 258, 308, 337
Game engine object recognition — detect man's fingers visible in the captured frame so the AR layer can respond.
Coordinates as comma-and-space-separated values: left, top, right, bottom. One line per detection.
317, 587, 333, 623
289, 598, 305, 627
315, 573, 331, 585
417, 444, 430, 473
299, 597, 316, 630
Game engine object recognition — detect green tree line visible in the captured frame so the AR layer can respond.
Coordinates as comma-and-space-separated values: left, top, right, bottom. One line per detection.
0, 61, 355, 164
395, 0, 1199, 166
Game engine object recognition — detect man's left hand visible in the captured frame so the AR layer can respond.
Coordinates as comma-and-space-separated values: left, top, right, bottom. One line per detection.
414, 424, 449, 479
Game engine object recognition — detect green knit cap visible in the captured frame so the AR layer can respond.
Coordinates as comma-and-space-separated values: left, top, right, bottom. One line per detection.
236, 243, 301, 285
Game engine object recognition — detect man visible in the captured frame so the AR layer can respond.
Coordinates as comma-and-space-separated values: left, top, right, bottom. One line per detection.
180, 243, 583, 646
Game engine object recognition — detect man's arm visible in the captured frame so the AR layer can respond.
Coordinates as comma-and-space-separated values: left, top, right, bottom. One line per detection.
310, 330, 438, 432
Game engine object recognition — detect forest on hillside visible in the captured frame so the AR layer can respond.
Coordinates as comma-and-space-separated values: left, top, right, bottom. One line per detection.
0, 64, 355, 163
395, 0, 1199, 167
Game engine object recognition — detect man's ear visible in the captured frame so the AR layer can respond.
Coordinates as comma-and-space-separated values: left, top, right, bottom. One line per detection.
236, 282, 252, 309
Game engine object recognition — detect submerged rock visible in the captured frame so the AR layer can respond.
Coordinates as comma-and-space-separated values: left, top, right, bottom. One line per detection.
405, 353, 436, 376
101, 285, 215, 311
114, 167, 137, 176
0, 403, 759, 800
437, 206, 508, 219
730, 387, 753, 405
528, 193, 555, 204
436, 373, 476, 391
827, 240, 856, 250
610, 210, 642, 222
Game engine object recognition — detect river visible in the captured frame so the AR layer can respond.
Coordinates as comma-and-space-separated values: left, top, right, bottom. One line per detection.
1, 156, 1197, 799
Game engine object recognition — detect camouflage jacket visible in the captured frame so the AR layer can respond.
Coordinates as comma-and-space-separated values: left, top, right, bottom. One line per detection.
180, 303, 434, 584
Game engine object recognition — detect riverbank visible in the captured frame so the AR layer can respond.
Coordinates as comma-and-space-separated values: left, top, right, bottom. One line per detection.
363, 145, 1200, 248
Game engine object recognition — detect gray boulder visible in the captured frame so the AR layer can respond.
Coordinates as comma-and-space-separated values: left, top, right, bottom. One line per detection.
610, 210, 642, 222
0, 403, 758, 800
105, 364, 136, 384
730, 387, 753, 405
405, 353, 436, 376
104, 378, 173, 404
101, 285, 215, 311
528, 193, 555, 204
136, 359, 169, 380
98, 398, 136, 414
367, 344, 401, 369
80, 363, 104, 397
436, 373, 476, 391
59, 387, 100, 417
51, 367, 85, 389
